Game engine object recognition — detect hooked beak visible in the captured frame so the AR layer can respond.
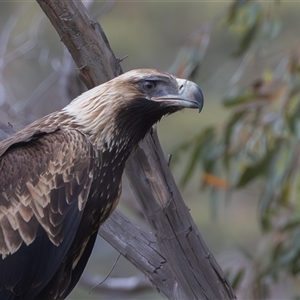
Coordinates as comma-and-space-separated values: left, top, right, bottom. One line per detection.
151, 78, 204, 112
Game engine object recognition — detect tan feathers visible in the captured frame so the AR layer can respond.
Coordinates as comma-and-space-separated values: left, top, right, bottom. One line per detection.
0, 130, 95, 257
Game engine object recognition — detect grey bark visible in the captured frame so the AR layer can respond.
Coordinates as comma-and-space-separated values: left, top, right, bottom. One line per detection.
126, 129, 235, 299
3, 0, 236, 299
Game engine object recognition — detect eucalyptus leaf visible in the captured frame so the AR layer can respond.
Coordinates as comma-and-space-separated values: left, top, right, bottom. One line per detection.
234, 23, 258, 56
236, 146, 277, 188
231, 268, 245, 290
223, 92, 257, 107
179, 127, 216, 187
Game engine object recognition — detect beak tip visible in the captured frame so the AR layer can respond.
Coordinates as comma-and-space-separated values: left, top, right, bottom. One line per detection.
177, 78, 204, 111
194, 84, 204, 112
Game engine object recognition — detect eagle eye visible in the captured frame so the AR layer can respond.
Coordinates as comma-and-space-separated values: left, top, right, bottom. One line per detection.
142, 80, 157, 93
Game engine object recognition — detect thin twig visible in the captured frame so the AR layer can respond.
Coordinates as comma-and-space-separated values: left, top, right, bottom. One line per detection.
88, 253, 121, 293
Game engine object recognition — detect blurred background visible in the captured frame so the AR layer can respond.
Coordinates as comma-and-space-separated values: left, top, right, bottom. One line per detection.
1, 1, 300, 299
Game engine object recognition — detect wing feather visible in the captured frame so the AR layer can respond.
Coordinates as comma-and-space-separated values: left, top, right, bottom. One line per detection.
0, 128, 97, 298
0, 129, 95, 255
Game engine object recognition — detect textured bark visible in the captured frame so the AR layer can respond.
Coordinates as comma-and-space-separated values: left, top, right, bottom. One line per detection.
37, 0, 122, 84
32, 1, 236, 298
126, 129, 235, 299
100, 210, 179, 297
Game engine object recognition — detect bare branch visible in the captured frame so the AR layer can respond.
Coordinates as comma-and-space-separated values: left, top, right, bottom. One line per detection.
2, 13, 44, 68
126, 128, 236, 299
8, 70, 59, 119
80, 272, 153, 294
33, 1, 235, 299
99, 209, 179, 298
36, 0, 122, 85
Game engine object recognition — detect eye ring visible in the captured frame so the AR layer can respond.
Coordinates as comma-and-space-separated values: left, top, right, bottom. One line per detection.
142, 80, 157, 93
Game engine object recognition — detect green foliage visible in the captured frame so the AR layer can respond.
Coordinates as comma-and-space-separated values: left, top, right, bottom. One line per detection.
174, 0, 300, 298
230, 268, 245, 290
227, 0, 281, 56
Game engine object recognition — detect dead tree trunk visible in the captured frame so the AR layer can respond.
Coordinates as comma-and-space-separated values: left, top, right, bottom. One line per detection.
10, 1, 236, 299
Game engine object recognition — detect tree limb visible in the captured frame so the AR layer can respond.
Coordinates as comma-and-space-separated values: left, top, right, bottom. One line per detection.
100, 210, 178, 297
35, 1, 236, 298
36, 0, 122, 85
126, 128, 235, 299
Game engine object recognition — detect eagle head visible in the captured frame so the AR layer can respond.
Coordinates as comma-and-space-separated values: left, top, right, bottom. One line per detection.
64, 69, 203, 152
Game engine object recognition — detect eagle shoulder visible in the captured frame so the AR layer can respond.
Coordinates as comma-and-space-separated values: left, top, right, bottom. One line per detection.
0, 128, 96, 258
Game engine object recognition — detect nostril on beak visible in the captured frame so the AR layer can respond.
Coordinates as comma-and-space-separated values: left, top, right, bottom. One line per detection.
179, 81, 187, 93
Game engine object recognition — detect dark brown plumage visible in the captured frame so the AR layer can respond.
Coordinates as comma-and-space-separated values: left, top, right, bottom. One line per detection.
0, 69, 203, 299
